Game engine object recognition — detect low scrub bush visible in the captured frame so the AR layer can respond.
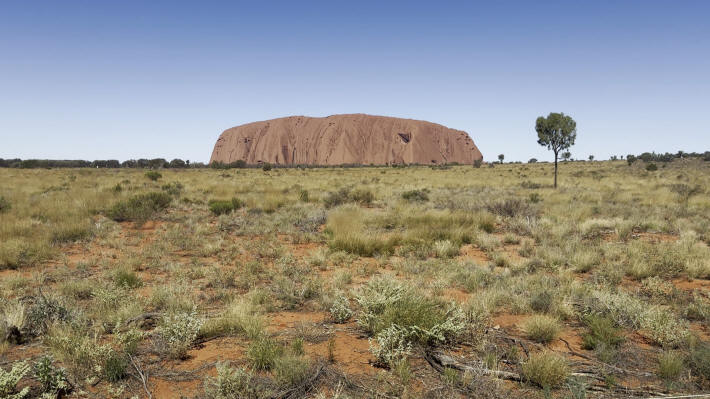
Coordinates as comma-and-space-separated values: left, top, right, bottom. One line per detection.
208, 198, 245, 215
329, 294, 353, 323
0, 195, 11, 213
108, 192, 171, 223
26, 296, 72, 336
485, 198, 535, 218
524, 315, 561, 344
0, 361, 30, 399
401, 189, 429, 202
581, 289, 688, 347
641, 307, 689, 347
370, 324, 413, 367
145, 170, 162, 181
156, 310, 204, 359
204, 363, 262, 399
45, 326, 124, 381
356, 277, 467, 347
323, 187, 374, 208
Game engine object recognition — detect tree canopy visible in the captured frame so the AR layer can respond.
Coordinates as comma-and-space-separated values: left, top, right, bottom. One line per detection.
536, 113, 577, 155
535, 112, 577, 188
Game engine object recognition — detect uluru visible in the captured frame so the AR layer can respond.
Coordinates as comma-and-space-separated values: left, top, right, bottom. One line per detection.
209, 114, 483, 166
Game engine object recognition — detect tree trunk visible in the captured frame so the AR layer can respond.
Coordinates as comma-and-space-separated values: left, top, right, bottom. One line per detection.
554, 152, 558, 188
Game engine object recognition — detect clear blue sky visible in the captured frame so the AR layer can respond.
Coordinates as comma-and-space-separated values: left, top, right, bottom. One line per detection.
1, 1, 708, 163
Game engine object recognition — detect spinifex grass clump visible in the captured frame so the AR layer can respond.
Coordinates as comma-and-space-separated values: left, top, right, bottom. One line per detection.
524, 315, 561, 344
208, 198, 245, 215
522, 351, 569, 388
323, 186, 374, 208
108, 192, 171, 223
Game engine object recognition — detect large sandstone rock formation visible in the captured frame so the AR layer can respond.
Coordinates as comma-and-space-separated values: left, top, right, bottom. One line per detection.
210, 114, 483, 165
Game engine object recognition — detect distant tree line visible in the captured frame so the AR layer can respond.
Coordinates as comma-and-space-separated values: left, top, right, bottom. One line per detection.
0, 158, 206, 169
0, 158, 470, 169
626, 151, 710, 165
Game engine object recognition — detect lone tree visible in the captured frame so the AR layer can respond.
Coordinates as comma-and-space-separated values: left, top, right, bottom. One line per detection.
498, 154, 505, 164
535, 112, 577, 188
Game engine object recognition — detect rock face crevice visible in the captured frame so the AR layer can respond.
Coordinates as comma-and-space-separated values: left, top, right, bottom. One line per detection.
210, 114, 483, 165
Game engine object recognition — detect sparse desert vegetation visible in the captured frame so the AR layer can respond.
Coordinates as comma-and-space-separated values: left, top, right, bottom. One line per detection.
1, 159, 709, 398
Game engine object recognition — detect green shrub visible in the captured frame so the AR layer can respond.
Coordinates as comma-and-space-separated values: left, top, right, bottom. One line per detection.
479, 220, 495, 233
524, 315, 561, 344
33, 356, 70, 396
102, 350, 128, 382
0, 361, 30, 399
646, 163, 658, 172
262, 163, 272, 171
247, 338, 282, 370
114, 268, 142, 289
0, 196, 11, 213
657, 351, 684, 382
329, 295, 352, 323
108, 192, 171, 223
208, 198, 244, 215
145, 171, 162, 181
522, 351, 569, 388
26, 296, 72, 336
401, 189, 429, 202
581, 315, 624, 350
